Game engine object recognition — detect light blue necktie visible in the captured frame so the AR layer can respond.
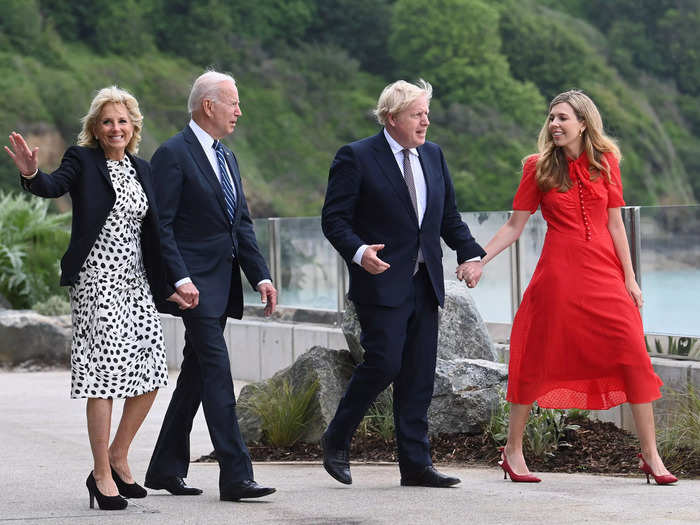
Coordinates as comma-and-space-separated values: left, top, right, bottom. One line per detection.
212, 140, 236, 223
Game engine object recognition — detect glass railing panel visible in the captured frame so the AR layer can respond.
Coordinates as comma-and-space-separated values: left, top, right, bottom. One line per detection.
242, 218, 271, 305
441, 211, 512, 323
277, 217, 338, 310
639, 205, 700, 337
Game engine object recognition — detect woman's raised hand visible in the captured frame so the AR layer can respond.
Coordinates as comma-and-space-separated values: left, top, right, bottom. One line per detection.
4, 132, 39, 176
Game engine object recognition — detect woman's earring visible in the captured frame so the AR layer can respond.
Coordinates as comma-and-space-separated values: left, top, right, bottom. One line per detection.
579, 129, 584, 137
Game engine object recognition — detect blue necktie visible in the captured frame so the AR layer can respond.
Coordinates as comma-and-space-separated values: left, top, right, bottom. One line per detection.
213, 140, 236, 223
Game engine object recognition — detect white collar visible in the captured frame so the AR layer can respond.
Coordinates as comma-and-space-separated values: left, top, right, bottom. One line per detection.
189, 119, 216, 151
383, 128, 418, 157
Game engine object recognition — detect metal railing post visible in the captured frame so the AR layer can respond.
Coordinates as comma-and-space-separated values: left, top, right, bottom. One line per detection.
622, 206, 642, 290
508, 211, 523, 321
268, 217, 281, 301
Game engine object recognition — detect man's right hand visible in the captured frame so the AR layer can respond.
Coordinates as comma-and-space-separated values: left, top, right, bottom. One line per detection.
361, 244, 390, 275
176, 282, 200, 309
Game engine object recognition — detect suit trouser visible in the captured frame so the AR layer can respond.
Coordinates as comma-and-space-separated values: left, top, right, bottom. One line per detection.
146, 314, 253, 490
325, 265, 439, 475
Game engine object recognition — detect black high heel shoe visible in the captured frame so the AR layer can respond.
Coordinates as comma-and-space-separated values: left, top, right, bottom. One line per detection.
86, 472, 128, 510
111, 466, 147, 498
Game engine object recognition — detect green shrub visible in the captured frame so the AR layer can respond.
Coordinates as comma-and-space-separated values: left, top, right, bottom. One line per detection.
656, 385, 700, 473
241, 378, 319, 447
484, 388, 580, 458
32, 294, 71, 316
645, 335, 700, 359
358, 386, 395, 441
0, 191, 70, 308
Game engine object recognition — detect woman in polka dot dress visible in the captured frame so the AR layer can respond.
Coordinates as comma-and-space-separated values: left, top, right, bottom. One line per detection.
5, 87, 189, 510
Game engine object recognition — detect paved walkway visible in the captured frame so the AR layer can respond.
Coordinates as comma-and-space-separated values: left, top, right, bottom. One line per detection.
1, 371, 697, 525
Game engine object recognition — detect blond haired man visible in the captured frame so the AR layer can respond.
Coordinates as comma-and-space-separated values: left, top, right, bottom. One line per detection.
321, 79, 485, 487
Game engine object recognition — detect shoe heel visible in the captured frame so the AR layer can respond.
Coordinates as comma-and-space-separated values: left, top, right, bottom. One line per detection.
645, 473, 650, 484
89, 492, 94, 509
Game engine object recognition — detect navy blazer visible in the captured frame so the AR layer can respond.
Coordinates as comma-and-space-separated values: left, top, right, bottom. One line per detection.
20, 145, 168, 301
322, 131, 485, 307
151, 125, 270, 319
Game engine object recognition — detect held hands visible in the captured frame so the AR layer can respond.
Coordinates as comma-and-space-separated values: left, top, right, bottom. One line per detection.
456, 260, 483, 289
4, 132, 39, 176
166, 291, 192, 310
176, 282, 200, 309
258, 282, 277, 316
361, 244, 390, 275
625, 276, 643, 308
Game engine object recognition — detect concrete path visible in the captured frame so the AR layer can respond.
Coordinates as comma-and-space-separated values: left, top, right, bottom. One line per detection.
1, 371, 697, 525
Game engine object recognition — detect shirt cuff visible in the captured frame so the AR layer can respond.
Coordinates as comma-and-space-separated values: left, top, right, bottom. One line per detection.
174, 277, 192, 288
466, 256, 481, 262
256, 279, 272, 289
20, 169, 38, 179
352, 245, 369, 265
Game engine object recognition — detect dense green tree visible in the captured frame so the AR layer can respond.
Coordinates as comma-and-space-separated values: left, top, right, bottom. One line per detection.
305, 0, 394, 74
389, 0, 544, 128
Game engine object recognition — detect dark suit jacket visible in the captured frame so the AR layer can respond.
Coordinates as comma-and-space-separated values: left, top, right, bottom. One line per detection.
322, 131, 485, 307
20, 145, 168, 301
151, 125, 270, 319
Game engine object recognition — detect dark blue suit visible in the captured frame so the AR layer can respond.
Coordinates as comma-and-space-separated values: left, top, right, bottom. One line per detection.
322, 131, 485, 474
146, 125, 270, 490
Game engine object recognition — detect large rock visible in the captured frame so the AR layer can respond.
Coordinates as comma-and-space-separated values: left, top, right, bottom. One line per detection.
438, 280, 497, 361
342, 280, 505, 435
0, 310, 72, 367
237, 346, 355, 443
342, 280, 497, 363
429, 358, 508, 435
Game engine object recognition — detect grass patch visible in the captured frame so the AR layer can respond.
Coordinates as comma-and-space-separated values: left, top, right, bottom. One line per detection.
241, 378, 319, 447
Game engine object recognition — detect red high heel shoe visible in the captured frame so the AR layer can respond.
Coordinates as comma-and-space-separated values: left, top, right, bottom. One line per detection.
637, 453, 678, 485
498, 447, 541, 483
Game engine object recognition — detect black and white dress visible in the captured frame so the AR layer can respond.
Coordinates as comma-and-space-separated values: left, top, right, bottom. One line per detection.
69, 156, 168, 399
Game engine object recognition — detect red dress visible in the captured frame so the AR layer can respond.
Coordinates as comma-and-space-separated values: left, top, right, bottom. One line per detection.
507, 152, 662, 409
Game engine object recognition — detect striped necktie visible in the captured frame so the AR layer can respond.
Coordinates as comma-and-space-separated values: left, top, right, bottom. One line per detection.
212, 140, 236, 223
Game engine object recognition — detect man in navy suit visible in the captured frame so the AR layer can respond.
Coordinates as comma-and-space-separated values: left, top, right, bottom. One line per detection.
321, 79, 485, 487
145, 71, 277, 501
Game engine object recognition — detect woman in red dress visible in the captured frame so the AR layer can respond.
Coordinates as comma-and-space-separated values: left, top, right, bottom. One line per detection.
459, 90, 676, 484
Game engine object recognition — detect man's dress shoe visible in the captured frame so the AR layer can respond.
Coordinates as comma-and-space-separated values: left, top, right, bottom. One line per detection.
144, 476, 203, 495
321, 434, 352, 485
400, 466, 461, 487
220, 480, 276, 501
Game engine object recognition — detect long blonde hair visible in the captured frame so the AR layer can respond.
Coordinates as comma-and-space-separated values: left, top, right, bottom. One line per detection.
77, 86, 143, 154
532, 90, 621, 192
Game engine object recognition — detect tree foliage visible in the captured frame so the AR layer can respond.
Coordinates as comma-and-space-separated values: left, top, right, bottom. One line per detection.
0, 0, 698, 217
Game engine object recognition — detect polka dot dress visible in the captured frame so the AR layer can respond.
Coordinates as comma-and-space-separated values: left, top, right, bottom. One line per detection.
69, 156, 168, 399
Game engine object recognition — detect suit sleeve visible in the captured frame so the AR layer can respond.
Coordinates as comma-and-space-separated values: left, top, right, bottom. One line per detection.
437, 147, 486, 264
20, 146, 81, 197
150, 144, 190, 285
321, 145, 366, 264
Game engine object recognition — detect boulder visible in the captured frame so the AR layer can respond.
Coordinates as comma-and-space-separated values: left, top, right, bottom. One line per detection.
438, 280, 497, 361
0, 310, 72, 367
429, 358, 508, 435
341, 299, 363, 364
342, 280, 497, 363
238, 346, 355, 443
